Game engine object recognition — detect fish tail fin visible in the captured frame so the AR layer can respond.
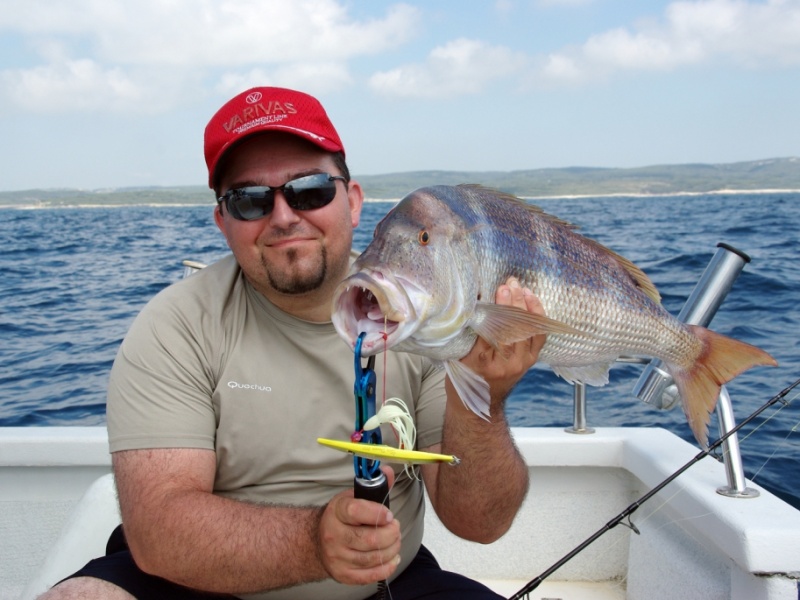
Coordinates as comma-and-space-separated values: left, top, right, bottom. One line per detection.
669, 325, 777, 447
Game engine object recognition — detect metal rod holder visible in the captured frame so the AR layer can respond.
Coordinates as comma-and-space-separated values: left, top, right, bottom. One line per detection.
715, 386, 759, 498
565, 244, 757, 496
633, 243, 752, 408
565, 383, 595, 434
631, 243, 757, 498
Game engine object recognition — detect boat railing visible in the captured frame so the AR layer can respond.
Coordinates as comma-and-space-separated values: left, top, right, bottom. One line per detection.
567, 243, 759, 498
182, 259, 207, 278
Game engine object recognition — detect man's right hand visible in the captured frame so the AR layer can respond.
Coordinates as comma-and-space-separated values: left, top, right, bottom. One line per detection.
317, 466, 401, 585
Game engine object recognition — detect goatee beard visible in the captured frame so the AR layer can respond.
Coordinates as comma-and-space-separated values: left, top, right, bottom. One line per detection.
265, 247, 327, 295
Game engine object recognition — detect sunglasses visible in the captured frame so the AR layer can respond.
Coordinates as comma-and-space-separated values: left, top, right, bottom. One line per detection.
217, 173, 347, 221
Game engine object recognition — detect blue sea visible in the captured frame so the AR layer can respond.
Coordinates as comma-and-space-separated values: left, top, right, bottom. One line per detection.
1, 192, 798, 510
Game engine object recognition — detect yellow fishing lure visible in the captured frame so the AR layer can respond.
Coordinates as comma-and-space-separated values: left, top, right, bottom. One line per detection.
317, 437, 460, 465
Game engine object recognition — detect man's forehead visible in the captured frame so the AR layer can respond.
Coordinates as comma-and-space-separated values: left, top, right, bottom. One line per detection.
216, 133, 336, 188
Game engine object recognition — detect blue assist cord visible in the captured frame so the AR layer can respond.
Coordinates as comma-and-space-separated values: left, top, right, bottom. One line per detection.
353, 333, 390, 599
353, 332, 383, 481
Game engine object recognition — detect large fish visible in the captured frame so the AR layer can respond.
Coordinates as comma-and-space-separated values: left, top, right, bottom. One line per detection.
331, 184, 777, 446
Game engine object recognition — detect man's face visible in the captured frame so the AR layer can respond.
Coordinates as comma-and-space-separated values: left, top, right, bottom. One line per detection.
214, 133, 363, 314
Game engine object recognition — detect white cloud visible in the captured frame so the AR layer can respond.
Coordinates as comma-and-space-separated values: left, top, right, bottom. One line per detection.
0, 60, 193, 113
535, 0, 800, 85
0, 0, 419, 113
0, 0, 419, 64
369, 38, 528, 98
3, 0, 799, 112
215, 62, 354, 98
102, 1, 418, 66
368, 0, 800, 98
535, 0, 594, 6
485, 0, 595, 11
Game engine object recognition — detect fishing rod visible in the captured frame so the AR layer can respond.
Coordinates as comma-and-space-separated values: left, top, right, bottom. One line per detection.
508, 376, 800, 600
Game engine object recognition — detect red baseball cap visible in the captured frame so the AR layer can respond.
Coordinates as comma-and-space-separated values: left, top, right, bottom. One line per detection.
204, 86, 345, 188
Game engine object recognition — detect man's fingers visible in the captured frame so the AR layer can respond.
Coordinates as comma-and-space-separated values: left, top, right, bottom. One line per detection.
338, 551, 402, 585
522, 286, 543, 314
380, 465, 396, 490
319, 492, 403, 585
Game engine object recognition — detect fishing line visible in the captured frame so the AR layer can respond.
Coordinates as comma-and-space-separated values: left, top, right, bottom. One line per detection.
380, 319, 400, 445
545, 381, 800, 592
742, 392, 800, 485
724, 385, 800, 449
382, 318, 389, 406
508, 376, 800, 600
375, 320, 396, 600
583, 381, 798, 538
366, 476, 395, 600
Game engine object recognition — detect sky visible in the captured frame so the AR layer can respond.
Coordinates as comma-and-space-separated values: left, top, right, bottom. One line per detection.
1, 0, 799, 191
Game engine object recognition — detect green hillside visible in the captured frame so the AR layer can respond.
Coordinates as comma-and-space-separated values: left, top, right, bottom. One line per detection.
2, 157, 798, 207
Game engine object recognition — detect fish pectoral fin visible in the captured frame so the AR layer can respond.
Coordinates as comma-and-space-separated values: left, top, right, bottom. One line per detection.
552, 363, 613, 387
471, 303, 578, 349
444, 360, 491, 420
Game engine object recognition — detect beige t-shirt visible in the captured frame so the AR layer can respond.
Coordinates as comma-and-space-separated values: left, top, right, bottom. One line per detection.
107, 254, 447, 600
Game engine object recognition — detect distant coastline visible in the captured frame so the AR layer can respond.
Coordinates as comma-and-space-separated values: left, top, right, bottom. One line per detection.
368, 188, 800, 204
2, 157, 799, 208
6, 188, 799, 210
519, 187, 800, 201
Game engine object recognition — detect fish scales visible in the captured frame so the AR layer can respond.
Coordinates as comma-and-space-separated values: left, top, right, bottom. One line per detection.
332, 184, 777, 446
460, 186, 676, 368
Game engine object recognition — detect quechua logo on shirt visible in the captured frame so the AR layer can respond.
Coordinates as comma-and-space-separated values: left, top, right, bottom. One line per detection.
227, 381, 272, 392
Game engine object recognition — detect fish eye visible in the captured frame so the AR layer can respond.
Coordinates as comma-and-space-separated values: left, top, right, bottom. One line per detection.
418, 229, 430, 245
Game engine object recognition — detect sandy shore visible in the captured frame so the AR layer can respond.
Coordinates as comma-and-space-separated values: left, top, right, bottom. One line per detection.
363, 188, 800, 203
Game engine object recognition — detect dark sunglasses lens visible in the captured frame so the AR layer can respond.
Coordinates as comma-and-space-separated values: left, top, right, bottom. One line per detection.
223, 175, 342, 221
285, 174, 338, 210
228, 188, 275, 221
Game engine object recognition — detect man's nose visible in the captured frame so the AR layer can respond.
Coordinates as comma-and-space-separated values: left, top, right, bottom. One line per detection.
269, 191, 302, 226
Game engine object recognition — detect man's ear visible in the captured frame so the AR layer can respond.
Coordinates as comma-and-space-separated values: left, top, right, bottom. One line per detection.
347, 180, 364, 228
213, 204, 231, 246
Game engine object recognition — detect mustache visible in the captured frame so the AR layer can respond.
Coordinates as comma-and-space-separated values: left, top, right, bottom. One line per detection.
260, 224, 317, 244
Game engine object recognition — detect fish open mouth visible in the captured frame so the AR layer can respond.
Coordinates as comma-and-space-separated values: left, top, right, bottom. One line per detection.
331, 271, 419, 355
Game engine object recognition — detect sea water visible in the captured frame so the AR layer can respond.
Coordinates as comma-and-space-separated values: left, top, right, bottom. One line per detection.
1, 192, 798, 508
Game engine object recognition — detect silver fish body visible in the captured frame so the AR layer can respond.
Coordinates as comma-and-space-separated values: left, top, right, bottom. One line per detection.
332, 185, 776, 446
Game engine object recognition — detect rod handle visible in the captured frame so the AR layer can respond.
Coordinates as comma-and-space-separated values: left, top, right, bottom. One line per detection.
354, 473, 390, 508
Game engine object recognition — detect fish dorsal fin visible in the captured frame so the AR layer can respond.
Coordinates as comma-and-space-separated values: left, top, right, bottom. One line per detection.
456, 184, 579, 230
582, 237, 661, 303
457, 183, 661, 304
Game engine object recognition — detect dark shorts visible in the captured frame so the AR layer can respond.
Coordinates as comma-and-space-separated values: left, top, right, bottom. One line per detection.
62, 525, 504, 600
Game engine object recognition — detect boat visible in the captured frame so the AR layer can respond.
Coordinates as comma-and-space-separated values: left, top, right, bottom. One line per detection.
3, 423, 800, 600
3, 247, 799, 600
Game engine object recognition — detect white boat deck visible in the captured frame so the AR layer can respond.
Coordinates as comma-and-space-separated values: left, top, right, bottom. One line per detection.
483, 579, 625, 599
1, 426, 799, 600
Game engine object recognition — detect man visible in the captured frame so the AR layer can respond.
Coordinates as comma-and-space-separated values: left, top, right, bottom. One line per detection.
41, 87, 545, 600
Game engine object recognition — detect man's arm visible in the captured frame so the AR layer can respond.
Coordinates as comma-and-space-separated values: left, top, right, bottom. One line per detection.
421, 278, 545, 543
113, 448, 400, 593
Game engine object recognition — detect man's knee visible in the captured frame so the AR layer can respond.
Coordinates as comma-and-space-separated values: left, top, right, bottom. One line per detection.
36, 576, 135, 600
